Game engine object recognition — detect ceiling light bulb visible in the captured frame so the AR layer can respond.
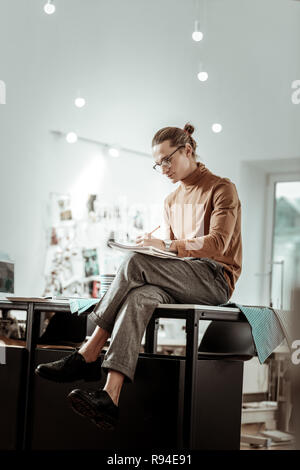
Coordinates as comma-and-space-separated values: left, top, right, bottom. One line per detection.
197, 71, 208, 81
192, 31, 203, 41
66, 132, 78, 143
108, 147, 120, 158
44, 1, 56, 14
192, 20, 203, 41
212, 123, 222, 133
75, 97, 86, 108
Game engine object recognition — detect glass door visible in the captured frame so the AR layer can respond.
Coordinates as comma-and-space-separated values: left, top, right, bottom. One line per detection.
267, 176, 300, 310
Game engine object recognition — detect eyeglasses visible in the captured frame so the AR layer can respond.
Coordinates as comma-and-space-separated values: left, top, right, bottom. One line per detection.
153, 145, 185, 173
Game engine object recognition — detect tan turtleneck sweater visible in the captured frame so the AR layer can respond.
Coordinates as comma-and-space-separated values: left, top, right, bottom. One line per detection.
163, 162, 242, 298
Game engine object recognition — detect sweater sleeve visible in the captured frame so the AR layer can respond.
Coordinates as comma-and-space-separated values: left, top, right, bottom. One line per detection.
162, 198, 175, 240
174, 181, 240, 258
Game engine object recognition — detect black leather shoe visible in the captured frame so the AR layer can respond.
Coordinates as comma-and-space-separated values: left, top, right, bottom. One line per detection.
67, 388, 119, 431
35, 350, 102, 383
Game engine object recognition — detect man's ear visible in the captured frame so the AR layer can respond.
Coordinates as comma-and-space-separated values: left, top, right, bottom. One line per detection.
185, 142, 193, 157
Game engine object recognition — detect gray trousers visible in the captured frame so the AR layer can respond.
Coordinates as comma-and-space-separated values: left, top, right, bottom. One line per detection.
89, 252, 230, 382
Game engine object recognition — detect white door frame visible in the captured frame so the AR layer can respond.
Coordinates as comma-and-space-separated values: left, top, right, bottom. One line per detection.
262, 172, 300, 306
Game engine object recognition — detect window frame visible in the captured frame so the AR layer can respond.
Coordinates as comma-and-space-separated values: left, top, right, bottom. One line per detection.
263, 172, 300, 308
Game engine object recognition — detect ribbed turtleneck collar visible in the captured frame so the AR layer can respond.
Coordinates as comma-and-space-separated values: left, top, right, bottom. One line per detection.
181, 162, 207, 188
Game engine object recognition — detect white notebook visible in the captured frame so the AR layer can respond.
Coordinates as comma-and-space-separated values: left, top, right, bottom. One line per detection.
108, 241, 183, 260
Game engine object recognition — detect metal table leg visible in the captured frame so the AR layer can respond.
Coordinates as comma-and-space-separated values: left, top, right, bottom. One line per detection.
183, 309, 199, 449
144, 317, 159, 353
22, 302, 40, 450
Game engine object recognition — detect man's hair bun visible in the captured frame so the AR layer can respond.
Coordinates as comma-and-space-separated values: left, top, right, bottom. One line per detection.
183, 123, 195, 136
152, 122, 198, 160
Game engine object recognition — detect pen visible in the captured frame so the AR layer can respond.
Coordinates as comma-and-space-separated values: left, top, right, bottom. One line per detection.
148, 225, 160, 236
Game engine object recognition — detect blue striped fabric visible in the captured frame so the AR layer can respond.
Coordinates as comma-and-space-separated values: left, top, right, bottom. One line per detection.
69, 298, 99, 315
221, 303, 285, 363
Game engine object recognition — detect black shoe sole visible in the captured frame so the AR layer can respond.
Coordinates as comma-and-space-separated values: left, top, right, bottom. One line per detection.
67, 390, 117, 431
34, 367, 101, 383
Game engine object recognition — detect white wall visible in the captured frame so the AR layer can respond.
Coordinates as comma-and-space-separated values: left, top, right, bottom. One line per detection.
0, 0, 300, 300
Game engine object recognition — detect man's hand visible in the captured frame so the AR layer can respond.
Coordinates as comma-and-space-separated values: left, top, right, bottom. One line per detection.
135, 233, 165, 251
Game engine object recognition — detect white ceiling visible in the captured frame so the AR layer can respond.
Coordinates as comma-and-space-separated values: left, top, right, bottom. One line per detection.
0, 0, 300, 167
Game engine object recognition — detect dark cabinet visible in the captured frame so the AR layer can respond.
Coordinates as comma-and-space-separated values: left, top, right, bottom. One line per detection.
31, 348, 184, 450
30, 348, 242, 450
0, 346, 26, 450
